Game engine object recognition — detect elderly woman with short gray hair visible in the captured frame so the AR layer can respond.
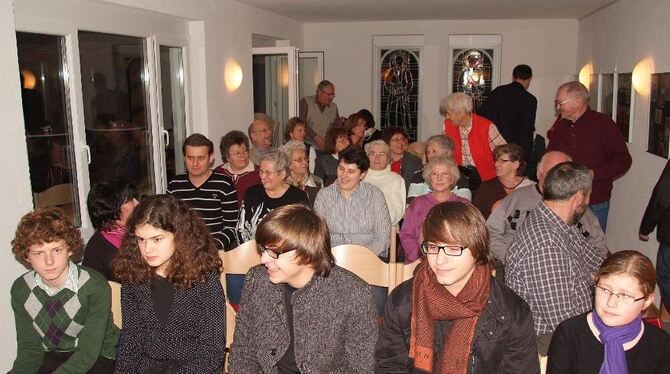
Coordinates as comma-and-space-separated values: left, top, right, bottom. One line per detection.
236, 150, 309, 245
363, 140, 406, 225
399, 156, 468, 264
441, 92, 506, 190
279, 140, 322, 206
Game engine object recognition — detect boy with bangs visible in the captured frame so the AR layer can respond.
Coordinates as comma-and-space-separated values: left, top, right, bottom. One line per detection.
229, 204, 378, 372
10, 207, 119, 373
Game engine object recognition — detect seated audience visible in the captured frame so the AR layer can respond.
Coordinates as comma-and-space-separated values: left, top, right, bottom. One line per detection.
487, 151, 606, 269
279, 140, 322, 207
548, 250, 670, 373
375, 201, 539, 373
284, 117, 317, 174
167, 133, 238, 249
248, 114, 275, 165
314, 126, 351, 186
314, 146, 391, 257
229, 204, 378, 372
473, 143, 534, 219
113, 195, 225, 373
10, 207, 119, 373
363, 140, 406, 225
215, 130, 261, 206
382, 126, 422, 192
344, 112, 366, 147
82, 179, 138, 280
236, 150, 309, 245
441, 92, 506, 191
358, 109, 382, 147
400, 157, 468, 264
407, 134, 471, 201
506, 161, 608, 354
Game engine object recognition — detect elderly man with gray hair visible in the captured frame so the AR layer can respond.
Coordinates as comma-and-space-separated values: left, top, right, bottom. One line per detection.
506, 161, 608, 354
407, 134, 471, 202
442, 92, 506, 191
299, 80, 344, 150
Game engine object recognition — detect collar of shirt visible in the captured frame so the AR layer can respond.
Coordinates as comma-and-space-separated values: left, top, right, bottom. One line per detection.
33, 261, 78, 296
223, 161, 255, 176
538, 201, 578, 236
313, 95, 331, 111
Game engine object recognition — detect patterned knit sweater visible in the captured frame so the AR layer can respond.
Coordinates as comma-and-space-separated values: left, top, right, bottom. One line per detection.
10, 264, 119, 373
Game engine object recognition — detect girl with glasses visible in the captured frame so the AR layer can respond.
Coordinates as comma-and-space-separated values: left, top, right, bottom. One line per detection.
112, 195, 226, 373
547, 250, 670, 373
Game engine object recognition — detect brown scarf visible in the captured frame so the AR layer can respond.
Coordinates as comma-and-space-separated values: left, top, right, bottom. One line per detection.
409, 261, 491, 374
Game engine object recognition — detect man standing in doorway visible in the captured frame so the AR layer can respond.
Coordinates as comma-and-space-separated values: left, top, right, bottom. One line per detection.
299, 80, 343, 150
167, 133, 238, 249
479, 64, 537, 158
546, 81, 632, 231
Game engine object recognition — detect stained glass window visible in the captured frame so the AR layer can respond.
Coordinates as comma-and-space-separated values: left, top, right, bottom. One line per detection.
379, 48, 420, 142
451, 49, 493, 112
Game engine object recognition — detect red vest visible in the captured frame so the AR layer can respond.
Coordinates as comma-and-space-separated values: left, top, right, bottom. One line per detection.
443, 113, 497, 181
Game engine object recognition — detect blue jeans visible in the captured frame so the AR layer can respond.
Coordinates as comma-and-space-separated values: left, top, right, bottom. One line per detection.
589, 201, 610, 233
658, 243, 670, 311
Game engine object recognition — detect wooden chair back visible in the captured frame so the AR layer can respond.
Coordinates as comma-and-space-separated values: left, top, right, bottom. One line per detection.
218, 240, 262, 291
331, 244, 396, 293
108, 281, 122, 328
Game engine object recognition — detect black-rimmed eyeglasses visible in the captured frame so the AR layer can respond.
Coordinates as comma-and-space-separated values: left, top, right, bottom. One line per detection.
259, 244, 295, 259
420, 242, 466, 256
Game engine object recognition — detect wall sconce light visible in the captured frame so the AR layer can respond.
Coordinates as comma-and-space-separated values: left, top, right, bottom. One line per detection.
578, 63, 593, 90
21, 69, 37, 89
224, 60, 243, 92
280, 61, 289, 88
632, 57, 654, 97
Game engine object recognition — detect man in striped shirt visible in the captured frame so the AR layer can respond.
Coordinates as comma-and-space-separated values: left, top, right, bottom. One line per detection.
167, 133, 238, 249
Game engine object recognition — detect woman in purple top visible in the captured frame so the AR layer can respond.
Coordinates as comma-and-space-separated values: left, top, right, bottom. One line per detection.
400, 156, 468, 264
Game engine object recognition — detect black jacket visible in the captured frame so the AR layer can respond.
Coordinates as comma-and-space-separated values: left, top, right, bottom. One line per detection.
640, 159, 670, 245
375, 276, 539, 374
478, 81, 537, 157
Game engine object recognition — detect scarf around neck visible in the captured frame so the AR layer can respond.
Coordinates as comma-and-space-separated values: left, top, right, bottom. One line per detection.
101, 224, 126, 249
592, 310, 642, 374
409, 261, 491, 374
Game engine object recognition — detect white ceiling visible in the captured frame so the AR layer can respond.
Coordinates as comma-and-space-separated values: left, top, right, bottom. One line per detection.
236, 0, 618, 22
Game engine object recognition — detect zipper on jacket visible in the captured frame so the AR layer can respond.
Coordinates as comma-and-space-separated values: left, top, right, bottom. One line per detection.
471, 346, 477, 374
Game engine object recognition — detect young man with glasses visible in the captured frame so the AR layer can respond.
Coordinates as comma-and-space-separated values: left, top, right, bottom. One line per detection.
229, 204, 378, 373
299, 80, 343, 150
376, 201, 538, 373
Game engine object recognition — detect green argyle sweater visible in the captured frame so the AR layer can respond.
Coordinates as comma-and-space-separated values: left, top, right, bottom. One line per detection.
10, 264, 119, 374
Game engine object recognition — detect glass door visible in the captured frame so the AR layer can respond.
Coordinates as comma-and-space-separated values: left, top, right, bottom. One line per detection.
252, 47, 297, 147
158, 45, 187, 183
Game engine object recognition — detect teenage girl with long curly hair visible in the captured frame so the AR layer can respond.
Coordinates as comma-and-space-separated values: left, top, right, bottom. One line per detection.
112, 194, 226, 373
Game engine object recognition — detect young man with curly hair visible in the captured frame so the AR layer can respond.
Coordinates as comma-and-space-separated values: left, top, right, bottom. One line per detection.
10, 207, 119, 373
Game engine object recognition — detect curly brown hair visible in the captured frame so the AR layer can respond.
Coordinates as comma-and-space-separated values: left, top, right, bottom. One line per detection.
11, 207, 83, 267
112, 194, 222, 289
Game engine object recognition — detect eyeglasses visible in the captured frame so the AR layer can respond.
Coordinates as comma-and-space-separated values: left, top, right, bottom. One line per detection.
495, 158, 515, 163
260, 244, 295, 259
369, 151, 387, 158
229, 149, 249, 158
420, 242, 466, 256
555, 97, 579, 108
320, 89, 336, 98
258, 169, 281, 176
594, 285, 646, 306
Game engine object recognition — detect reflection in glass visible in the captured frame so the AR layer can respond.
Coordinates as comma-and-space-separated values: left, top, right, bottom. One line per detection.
16, 32, 80, 225
648, 73, 670, 158
452, 48, 493, 112
589, 74, 599, 110
601, 74, 614, 118
253, 54, 288, 146
160, 45, 187, 181
78, 31, 154, 196
615, 73, 632, 142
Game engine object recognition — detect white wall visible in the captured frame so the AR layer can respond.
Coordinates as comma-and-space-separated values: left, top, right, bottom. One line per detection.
303, 19, 578, 140
0, 0, 301, 369
578, 0, 670, 276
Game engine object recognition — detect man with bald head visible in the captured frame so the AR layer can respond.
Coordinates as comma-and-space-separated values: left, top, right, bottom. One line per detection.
299, 80, 343, 150
546, 81, 631, 232
487, 151, 606, 269
248, 114, 275, 165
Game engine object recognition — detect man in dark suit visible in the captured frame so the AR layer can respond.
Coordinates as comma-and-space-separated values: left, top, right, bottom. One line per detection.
479, 64, 537, 157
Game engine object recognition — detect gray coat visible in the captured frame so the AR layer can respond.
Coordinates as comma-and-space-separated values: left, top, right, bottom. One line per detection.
229, 265, 378, 373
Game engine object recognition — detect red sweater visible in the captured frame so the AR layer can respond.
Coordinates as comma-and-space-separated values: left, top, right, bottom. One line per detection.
546, 108, 632, 204
444, 113, 497, 181
214, 165, 261, 206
